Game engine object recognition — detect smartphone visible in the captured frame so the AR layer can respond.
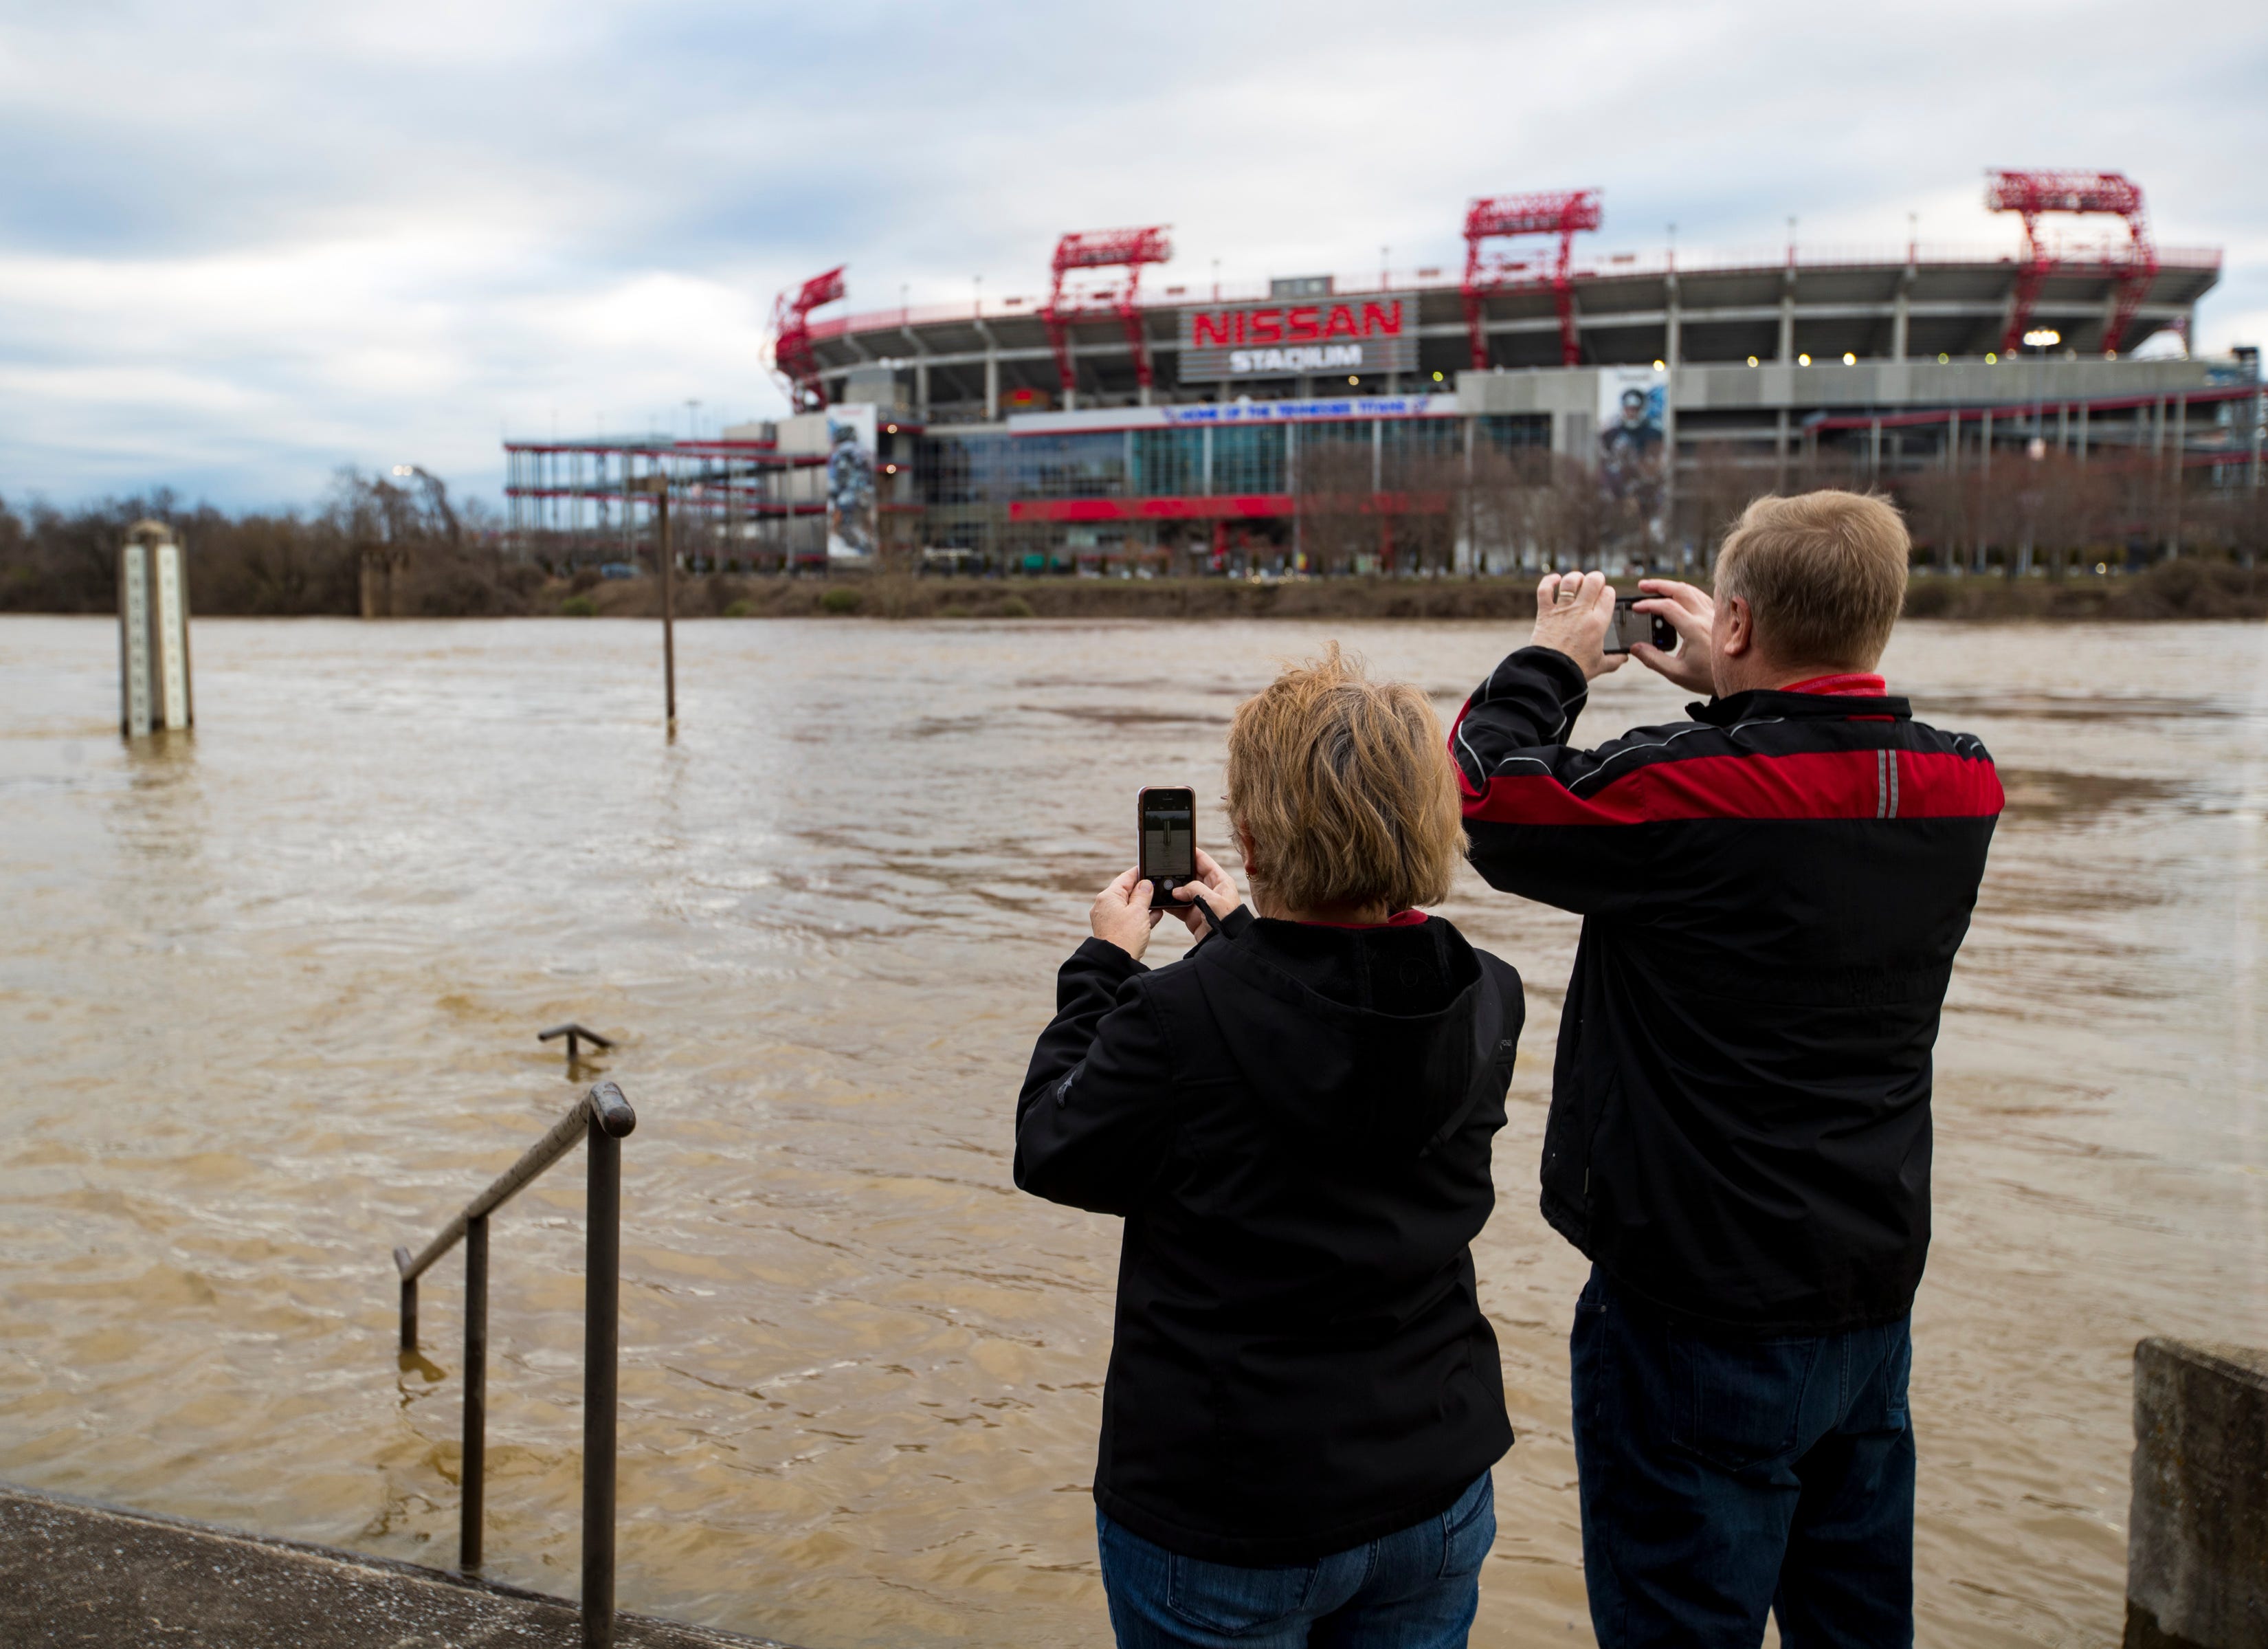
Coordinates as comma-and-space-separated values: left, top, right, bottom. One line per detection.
1607, 595, 1677, 656
1137, 786, 1197, 903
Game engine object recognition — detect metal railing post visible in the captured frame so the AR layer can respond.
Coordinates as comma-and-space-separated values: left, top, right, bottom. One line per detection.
462, 1213, 489, 1572
581, 1116, 622, 1648
389, 1081, 634, 1646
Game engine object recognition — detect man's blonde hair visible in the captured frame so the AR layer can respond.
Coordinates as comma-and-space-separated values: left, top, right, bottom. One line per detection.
1715, 491, 1911, 670
1224, 644, 1465, 914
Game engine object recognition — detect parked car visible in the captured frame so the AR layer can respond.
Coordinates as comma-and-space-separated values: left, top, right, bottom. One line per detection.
598, 562, 640, 580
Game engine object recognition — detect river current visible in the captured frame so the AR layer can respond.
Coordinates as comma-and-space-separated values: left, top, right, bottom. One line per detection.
2, 613, 2263, 1647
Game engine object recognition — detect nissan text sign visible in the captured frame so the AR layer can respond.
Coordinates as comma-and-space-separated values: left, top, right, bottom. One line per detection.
1177, 298, 1419, 382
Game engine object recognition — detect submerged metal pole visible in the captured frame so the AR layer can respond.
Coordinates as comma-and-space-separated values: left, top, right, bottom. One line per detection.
581, 1116, 621, 1648
659, 489, 676, 724
394, 1246, 418, 1351
462, 1213, 489, 1572
625, 473, 675, 725
538, 1023, 615, 1072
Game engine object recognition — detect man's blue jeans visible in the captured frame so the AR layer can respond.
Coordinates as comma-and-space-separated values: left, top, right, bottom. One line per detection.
1096, 1472, 1495, 1648
1572, 1267, 1915, 1648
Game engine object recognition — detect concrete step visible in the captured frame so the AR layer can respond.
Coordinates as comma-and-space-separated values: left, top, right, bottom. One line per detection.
0, 1482, 800, 1649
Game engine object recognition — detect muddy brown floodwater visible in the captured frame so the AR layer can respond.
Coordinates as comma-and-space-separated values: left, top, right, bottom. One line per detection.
2, 614, 2264, 1648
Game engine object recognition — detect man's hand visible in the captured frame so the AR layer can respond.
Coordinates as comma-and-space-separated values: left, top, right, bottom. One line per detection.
1631, 579, 1716, 695
1530, 571, 1625, 681
1091, 865, 1161, 962
1168, 846, 1243, 938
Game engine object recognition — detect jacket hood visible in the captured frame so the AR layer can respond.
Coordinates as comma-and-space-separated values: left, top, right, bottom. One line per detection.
1191, 909, 1511, 1158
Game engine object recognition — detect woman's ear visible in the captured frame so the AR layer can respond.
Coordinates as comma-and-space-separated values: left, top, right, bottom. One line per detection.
1236, 821, 1260, 883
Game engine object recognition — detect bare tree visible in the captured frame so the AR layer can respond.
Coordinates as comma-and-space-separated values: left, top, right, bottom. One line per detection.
1291, 440, 1379, 576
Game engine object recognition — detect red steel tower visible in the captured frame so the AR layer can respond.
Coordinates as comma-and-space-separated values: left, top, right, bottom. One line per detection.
770, 266, 847, 412
1041, 226, 1173, 397
1461, 190, 1602, 369
1985, 170, 2157, 356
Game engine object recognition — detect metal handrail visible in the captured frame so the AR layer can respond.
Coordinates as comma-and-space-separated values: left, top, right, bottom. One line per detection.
538, 1022, 615, 1067
394, 1081, 636, 1649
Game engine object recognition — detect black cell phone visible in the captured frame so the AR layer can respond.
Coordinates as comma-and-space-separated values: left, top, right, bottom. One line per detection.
1607, 595, 1677, 656
1137, 786, 1197, 903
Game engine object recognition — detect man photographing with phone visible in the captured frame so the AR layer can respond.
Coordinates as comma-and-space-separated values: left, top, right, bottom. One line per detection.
1448, 491, 2004, 1647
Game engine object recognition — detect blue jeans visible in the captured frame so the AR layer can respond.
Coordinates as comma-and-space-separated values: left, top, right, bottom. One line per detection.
1571, 1267, 1915, 1649
1096, 1473, 1495, 1648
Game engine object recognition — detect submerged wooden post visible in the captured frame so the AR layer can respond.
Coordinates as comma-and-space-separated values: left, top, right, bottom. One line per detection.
118, 520, 192, 738
2126, 1338, 2268, 1648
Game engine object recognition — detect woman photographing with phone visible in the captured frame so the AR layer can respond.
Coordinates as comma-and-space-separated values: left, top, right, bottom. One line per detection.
1014, 645, 1524, 1649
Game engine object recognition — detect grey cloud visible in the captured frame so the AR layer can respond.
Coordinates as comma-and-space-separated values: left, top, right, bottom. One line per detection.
0, 0, 2263, 509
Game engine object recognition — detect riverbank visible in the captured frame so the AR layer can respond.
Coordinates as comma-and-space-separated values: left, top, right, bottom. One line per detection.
0, 1483, 792, 1648
559, 558, 2268, 623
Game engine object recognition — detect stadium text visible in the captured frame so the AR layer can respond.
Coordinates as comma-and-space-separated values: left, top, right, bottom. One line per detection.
1188, 301, 1408, 348
1178, 298, 1419, 382
1230, 345, 1364, 373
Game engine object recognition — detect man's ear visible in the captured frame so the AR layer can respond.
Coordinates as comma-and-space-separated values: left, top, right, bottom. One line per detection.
1720, 595, 1755, 659
1236, 823, 1261, 883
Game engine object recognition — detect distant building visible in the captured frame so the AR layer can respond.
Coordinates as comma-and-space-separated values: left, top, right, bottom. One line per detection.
507, 186, 2260, 574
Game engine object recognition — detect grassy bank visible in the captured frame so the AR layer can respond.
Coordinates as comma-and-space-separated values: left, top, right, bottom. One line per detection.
555, 560, 2268, 624
1900, 559, 2268, 620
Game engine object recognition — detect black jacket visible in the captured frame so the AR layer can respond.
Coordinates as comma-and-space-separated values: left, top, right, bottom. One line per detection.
1452, 647, 2003, 1335
1014, 907, 1521, 1564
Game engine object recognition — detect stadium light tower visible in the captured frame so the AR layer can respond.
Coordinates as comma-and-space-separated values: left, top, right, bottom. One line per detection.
1985, 170, 2156, 357
770, 266, 849, 412
1040, 225, 1173, 398
1461, 190, 1602, 369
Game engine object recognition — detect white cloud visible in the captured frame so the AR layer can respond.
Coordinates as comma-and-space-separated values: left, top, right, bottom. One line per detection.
0, 0, 2262, 509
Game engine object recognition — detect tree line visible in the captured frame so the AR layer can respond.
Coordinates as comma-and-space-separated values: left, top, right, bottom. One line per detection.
0, 468, 536, 617
5, 449, 2263, 617
1278, 441, 2266, 578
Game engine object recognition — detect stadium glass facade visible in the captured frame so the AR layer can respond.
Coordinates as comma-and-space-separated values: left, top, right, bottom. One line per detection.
899, 412, 1555, 573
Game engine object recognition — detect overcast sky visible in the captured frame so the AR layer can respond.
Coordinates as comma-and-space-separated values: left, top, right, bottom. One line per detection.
3, 0, 2263, 513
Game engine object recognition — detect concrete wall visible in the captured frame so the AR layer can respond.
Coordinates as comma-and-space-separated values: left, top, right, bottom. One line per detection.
1457, 358, 2225, 421
2127, 1338, 2268, 1649
1452, 368, 1601, 456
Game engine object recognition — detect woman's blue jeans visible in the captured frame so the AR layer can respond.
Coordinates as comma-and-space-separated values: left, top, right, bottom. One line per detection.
1096, 1473, 1495, 1648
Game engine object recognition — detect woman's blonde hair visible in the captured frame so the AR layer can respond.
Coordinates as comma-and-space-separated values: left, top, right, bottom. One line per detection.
1224, 643, 1465, 914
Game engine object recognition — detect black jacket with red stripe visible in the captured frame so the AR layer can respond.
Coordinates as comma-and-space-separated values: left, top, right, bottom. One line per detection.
1450, 645, 2003, 1333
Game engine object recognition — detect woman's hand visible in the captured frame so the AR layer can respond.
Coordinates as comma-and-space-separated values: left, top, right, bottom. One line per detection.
1091, 865, 1162, 962
1168, 847, 1244, 938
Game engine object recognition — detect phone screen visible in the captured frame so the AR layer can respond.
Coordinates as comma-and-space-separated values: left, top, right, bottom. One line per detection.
1139, 788, 1197, 883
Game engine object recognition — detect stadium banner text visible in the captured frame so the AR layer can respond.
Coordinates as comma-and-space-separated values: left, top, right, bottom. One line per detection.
1178, 298, 1419, 381
1005, 395, 1459, 437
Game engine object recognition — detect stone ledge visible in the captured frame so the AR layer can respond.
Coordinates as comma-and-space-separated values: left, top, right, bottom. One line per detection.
0, 1481, 801, 1649
2126, 1337, 2268, 1649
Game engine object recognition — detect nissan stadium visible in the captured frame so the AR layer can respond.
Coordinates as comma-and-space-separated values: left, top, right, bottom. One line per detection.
503, 172, 2259, 573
